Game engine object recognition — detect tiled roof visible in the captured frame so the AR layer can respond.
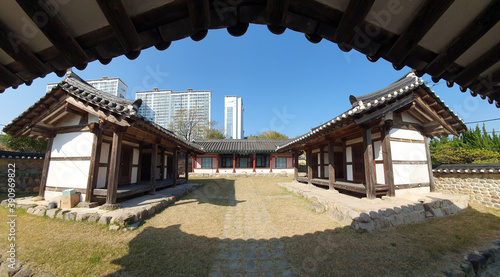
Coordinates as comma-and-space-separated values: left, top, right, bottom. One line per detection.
3, 70, 203, 153
0, 150, 45, 160
433, 164, 500, 174
278, 72, 467, 152
193, 139, 293, 153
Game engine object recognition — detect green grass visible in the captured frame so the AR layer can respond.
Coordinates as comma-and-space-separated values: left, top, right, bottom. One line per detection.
0, 178, 499, 276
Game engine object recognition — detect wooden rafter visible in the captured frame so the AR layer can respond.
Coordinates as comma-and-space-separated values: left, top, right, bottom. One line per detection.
333, 0, 375, 45
96, 0, 141, 54
424, 0, 500, 77
0, 64, 23, 88
266, 0, 291, 26
16, 0, 88, 65
186, 0, 211, 31
385, 0, 454, 66
454, 42, 500, 88
414, 98, 458, 136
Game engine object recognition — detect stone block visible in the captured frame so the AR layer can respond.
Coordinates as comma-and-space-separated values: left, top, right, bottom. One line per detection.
109, 225, 121, 231
64, 212, 77, 221
76, 213, 91, 222
12, 267, 32, 277
88, 214, 101, 223
369, 211, 380, 219
359, 213, 371, 223
146, 205, 156, 217
56, 210, 70, 219
310, 203, 325, 213
98, 215, 112, 225
45, 209, 59, 219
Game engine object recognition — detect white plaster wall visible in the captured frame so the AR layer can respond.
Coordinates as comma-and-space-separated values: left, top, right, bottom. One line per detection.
100, 143, 110, 163
393, 164, 430, 185
346, 147, 352, 163
395, 187, 431, 197
51, 132, 93, 157
389, 128, 424, 140
97, 167, 107, 188
46, 160, 90, 189
133, 148, 139, 164
194, 168, 218, 174
131, 168, 138, 183
346, 137, 363, 145
346, 165, 353, 181
374, 141, 383, 161
391, 141, 426, 161
56, 113, 81, 127
402, 112, 421, 124
376, 164, 385, 184
88, 114, 99, 124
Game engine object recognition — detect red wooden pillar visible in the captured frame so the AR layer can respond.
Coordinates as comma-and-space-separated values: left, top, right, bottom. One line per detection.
269, 154, 273, 173
216, 155, 220, 173
253, 153, 256, 172
232, 154, 236, 173
191, 155, 196, 173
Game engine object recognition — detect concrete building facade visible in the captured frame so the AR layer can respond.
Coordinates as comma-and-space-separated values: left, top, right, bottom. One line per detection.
224, 96, 243, 139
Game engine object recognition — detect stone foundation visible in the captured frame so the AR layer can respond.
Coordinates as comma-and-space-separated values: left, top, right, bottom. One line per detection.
190, 172, 291, 178
0, 158, 43, 193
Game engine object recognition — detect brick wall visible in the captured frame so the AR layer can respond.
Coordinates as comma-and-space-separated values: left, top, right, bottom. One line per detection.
0, 158, 44, 193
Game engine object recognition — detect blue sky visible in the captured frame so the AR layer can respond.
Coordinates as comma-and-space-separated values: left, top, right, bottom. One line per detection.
1, 25, 499, 138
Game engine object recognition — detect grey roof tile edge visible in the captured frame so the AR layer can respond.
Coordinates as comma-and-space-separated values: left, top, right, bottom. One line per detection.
193, 139, 293, 152
277, 73, 466, 151
0, 150, 45, 159
433, 163, 500, 174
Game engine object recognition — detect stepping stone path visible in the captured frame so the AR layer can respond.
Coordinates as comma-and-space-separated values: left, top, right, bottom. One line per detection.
210, 180, 296, 277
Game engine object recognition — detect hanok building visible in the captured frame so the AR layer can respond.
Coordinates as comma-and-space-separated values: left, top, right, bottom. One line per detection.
192, 139, 294, 175
3, 70, 203, 209
277, 72, 467, 199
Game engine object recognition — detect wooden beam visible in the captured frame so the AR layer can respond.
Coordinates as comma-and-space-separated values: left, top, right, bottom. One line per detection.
106, 131, 122, 205
96, 0, 141, 53
414, 98, 458, 136
327, 140, 335, 190
266, 0, 291, 26
363, 127, 376, 199
270, 154, 273, 173
86, 127, 102, 202
0, 21, 48, 76
454, 42, 500, 87
380, 123, 395, 197
253, 153, 257, 173
233, 153, 236, 173
333, 0, 375, 44
38, 134, 54, 198
424, 0, 500, 77
16, 0, 88, 65
216, 154, 220, 173
185, 151, 189, 183
306, 147, 312, 185
186, 0, 211, 31
424, 136, 435, 192
385, 0, 454, 66
319, 146, 325, 178
150, 141, 158, 192
0, 64, 23, 87
137, 143, 143, 184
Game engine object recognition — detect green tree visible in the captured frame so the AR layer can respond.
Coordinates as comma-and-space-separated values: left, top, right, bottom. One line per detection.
248, 130, 289, 140
0, 134, 47, 153
204, 121, 225, 139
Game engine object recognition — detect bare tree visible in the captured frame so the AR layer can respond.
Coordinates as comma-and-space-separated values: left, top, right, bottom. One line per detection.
168, 109, 206, 141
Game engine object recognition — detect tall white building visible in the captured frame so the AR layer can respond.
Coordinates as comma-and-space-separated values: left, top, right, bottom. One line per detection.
135, 88, 211, 138
224, 96, 243, 139
47, 76, 127, 99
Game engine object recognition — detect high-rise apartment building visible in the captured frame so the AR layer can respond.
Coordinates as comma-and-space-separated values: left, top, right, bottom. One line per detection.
224, 96, 243, 139
47, 76, 127, 99
135, 88, 211, 139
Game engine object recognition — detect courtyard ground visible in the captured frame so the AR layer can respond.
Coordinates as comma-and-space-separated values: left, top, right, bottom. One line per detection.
1, 177, 500, 276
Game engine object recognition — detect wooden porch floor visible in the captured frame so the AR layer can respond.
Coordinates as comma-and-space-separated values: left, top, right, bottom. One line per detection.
296, 177, 389, 196
93, 178, 187, 199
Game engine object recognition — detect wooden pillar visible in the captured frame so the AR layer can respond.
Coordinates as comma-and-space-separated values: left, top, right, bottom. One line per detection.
306, 147, 312, 185
424, 135, 435, 192
185, 151, 189, 183
159, 147, 165, 181
363, 127, 376, 199
136, 143, 143, 185
327, 140, 335, 190
253, 153, 256, 172
319, 146, 325, 178
191, 155, 196, 173
294, 150, 299, 181
381, 123, 395, 196
269, 154, 273, 173
150, 142, 158, 193
105, 130, 123, 207
232, 153, 236, 173
39, 133, 54, 198
85, 126, 102, 202
173, 150, 178, 186
216, 155, 220, 173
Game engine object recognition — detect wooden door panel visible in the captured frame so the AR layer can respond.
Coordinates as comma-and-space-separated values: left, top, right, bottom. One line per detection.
352, 143, 365, 183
